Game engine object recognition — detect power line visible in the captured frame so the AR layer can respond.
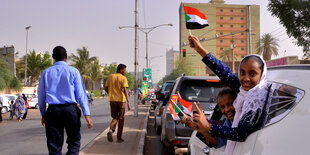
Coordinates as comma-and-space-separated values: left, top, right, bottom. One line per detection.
268, 27, 284, 34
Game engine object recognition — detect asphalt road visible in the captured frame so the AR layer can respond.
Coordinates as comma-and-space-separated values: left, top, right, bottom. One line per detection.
0, 97, 133, 155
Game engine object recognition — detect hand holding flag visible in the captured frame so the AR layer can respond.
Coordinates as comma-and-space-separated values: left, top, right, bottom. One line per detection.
193, 102, 211, 133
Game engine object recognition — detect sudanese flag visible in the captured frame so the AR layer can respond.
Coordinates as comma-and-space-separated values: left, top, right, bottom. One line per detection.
183, 5, 208, 29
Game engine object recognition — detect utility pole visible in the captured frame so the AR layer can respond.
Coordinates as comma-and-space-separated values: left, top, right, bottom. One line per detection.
134, 0, 139, 117
248, 5, 252, 55
24, 26, 31, 85
230, 36, 236, 73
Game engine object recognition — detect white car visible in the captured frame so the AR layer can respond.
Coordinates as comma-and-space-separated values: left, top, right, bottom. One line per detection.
188, 64, 310, 155
0, 94, 17, 114
23, 93, 39, 109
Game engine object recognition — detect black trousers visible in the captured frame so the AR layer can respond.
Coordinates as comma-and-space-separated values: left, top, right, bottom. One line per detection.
45, 104, 81, 155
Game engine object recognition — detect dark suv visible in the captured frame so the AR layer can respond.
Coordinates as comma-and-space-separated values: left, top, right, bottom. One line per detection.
160, 75, 224, 149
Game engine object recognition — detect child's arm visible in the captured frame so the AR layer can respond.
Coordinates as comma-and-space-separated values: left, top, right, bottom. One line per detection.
188, 35, 240, 92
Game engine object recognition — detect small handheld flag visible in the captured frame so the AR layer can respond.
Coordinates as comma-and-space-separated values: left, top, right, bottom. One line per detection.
177, 92, 193, 117
183, 5, 208, 29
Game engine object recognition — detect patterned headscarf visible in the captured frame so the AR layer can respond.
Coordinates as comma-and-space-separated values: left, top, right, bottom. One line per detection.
225, 54, 268, 155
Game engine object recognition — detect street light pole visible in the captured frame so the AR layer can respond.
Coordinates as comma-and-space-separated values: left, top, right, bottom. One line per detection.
134, 0, 139, 117
24, 26, 31, 86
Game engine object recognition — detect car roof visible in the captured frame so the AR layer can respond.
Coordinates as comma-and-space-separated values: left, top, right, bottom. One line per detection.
268, 64, 310, 71
181, 76, 220, 80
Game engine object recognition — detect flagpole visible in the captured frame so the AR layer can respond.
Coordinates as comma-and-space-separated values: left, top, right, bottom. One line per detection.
171, 99, 189, 118
188, 29, 192, 36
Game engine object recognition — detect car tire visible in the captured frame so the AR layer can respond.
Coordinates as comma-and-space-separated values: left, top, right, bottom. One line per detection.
1, 106, 8, 114
35, 104, 39, 109
156, 124, 161, 135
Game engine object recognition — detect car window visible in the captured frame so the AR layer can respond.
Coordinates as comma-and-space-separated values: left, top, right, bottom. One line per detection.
179, 80, 223, 102
164, 84, 173, 92
265, 82, 305, 127
6, 96, 15, 101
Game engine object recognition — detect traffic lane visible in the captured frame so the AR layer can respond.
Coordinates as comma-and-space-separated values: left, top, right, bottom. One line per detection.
0, 97, 117, 155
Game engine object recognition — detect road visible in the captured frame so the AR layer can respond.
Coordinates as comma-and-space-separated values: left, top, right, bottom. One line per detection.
0, 97, 133, 155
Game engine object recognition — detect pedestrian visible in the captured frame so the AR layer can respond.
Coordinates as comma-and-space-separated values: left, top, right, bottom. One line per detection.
0, 95, 3, 122
9, 100, 16, 120
105, 64, 131, 143
138, 85, 142, 102
101, 89, 105, 98
22, 94, 29, 120
15, 95, 26, 121
38, 46, 93, 155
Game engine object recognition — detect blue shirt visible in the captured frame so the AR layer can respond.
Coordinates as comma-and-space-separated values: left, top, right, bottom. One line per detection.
38, 61, 90, 116
215, 119, 232, 148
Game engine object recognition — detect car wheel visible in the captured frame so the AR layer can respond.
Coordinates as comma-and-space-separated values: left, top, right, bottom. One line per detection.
35, 104, 39, 109
156, 124, 161, 135
1, 106, 8, 114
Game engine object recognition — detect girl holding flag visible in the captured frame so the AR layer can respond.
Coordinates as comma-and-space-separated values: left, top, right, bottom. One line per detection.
188, 35, 271, 155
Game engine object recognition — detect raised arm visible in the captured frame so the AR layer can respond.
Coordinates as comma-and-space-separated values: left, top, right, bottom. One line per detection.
188, 35, 240, 92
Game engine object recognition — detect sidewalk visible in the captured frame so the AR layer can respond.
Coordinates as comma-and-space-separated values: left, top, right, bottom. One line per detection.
80, 103, 150, 155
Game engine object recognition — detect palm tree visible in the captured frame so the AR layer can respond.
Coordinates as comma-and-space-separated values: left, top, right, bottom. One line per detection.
26, 50, 53, 86
89, 59, 102, 90
256, 33, 279, 61
70, 46, 97, 89
220, 49, 232, 62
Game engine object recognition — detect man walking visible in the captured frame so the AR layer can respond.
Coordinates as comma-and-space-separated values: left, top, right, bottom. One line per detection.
105, 64, 131, 143
38, 46, 93, 155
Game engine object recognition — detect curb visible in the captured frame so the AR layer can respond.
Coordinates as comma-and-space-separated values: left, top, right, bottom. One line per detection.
80, 104, 151, 155
137, 106, 150, 155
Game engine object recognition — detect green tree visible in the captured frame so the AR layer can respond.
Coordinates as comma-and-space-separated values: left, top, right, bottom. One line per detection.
89, 59, 103, 90
268, 0, 310, 56
0, 57, 21, 91
27, 50, 53, 86
256, 33, 279, 61
70, 46, 97, 89
220, 49, 234, 62
124, 72, 134, 90
159, 57, 195, 84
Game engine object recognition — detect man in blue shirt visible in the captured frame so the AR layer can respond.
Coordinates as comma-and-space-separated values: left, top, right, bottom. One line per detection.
38, 46, 93, 155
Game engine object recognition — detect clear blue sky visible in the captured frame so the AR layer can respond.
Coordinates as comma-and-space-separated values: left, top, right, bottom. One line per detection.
0, 0, 303, 83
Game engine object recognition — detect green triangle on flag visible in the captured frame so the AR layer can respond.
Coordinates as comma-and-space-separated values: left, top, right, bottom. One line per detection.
185, 12, 191, 22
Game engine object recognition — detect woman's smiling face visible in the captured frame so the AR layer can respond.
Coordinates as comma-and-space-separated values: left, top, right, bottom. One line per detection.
239, 59, 262, 91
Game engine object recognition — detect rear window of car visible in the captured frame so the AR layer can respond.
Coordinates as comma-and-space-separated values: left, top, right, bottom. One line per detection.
179, 79, 223, 102
164, 84, 173, 92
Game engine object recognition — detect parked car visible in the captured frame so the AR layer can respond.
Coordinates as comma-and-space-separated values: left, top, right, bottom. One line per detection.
154, 81, 175, 134
23, 93, 39, 109
0, 94, 17, 114
188, 64, 310, 155
160, 75, 224, 151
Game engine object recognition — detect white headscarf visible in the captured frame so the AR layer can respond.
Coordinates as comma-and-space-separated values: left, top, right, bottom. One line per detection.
225, 54, 268, 155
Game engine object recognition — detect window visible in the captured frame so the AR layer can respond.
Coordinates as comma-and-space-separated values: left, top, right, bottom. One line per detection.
264, 82, 305, 127
241, 40, 245, 43
241, 25, 244, 28
220, 40, 223, 43
220, 9, 223, 12
220, 48, 223, 50
241, 17, 244, 20
241, 47, 245, 50
220, 16, 223, 20
241, 32, 244, 35
241, 9, 244, 13
230, 9, 233, 12
230, 25, 234, 28
220, 32, 223, 35
220, 25, 223, 27
230, 17, 233, 20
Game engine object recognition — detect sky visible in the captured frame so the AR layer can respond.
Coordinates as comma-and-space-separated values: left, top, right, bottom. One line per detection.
0, 0, 303, 83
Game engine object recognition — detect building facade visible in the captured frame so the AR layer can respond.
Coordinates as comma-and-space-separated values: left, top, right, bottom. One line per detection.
166, 48, 179, 75
0, 46, 15, 76
180, 0, 260, 75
